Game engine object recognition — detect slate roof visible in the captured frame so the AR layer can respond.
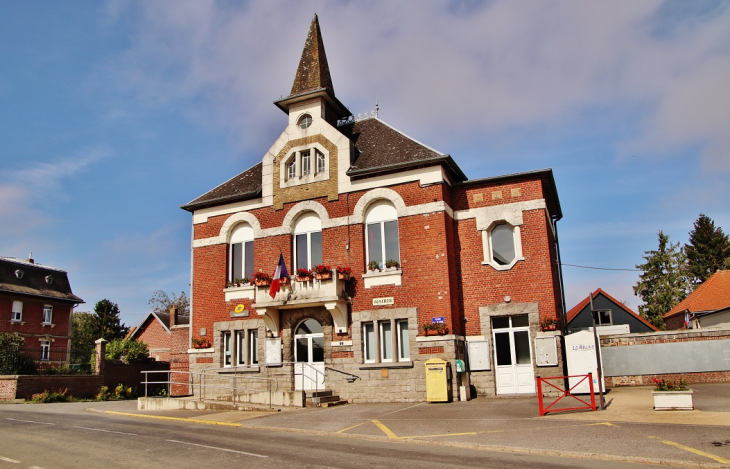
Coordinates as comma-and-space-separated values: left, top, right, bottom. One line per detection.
181, 162, 262, 211
0, 257, 84, 303
664, 270, 730, 319
566, 288, 658, 331
290, 14, 334, 97
182, 117, 468, 212
342, 118, 466, 181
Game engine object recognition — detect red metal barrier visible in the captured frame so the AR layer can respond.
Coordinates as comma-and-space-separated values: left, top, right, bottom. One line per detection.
537, 373, 597, 416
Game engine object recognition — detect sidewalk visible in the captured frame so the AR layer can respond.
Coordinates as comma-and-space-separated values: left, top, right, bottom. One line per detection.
87, 383, 730, 467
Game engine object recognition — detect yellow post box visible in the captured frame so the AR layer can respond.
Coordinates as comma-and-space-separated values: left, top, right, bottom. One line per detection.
425, 358, 452, 402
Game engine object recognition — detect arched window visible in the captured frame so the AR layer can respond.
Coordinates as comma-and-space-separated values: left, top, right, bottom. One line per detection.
230, 223, 254, 281
365, 200, 399, 269
293, 213, 322, 271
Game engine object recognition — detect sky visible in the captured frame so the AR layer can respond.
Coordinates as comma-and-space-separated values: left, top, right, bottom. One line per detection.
1, 0, 729, 328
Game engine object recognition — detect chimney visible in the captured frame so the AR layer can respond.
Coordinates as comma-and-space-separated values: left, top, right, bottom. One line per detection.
26, 251, 34, 264
170, 305, 178, 327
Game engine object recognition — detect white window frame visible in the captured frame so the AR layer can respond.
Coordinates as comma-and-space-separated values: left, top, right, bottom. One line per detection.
363, 319, 410, 364
397, 319, 410, 361
301, 150, 311, 176
229, 224, 254, 282
11, 301, 23, 322
235, 329, 259, 366
315, 149, 325, 174
42, 305, 53, 324
40, 340, 50, 361
293, 213, 322, 271
286, 156, 296, 180
297, 113, 312, 130
223, 331, 232, 367
482, 221, 524, 271
379, 321, 393, 363
364, 201, 400, 270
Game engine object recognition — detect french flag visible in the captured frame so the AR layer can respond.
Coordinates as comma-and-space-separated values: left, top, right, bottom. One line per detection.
269, 253, 290, 299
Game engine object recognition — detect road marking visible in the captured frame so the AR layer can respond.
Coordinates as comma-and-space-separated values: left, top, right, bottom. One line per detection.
167, 439, 267, 458
371, 420, 399, 439
377, 403, 425, 417
99, 411, 241, 427
0, 455, 20, 463
73, 426, 138, 436
586, 422, 619, 427
6, 418, 54, 425
336, 421, 368, 433
401, 431, 479, 438
649, 436, 730, 465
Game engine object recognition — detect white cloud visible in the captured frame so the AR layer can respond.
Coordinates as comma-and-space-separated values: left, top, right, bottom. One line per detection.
0, 147, 108, 237
95, 1, 730, 175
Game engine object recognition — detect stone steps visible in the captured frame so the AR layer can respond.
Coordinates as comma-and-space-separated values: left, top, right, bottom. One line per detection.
306, 389, 348, 407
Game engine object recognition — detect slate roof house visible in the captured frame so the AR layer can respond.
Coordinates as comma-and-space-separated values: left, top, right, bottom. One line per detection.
566, 288, 658, 334
128, 308, 190, 362
181, 15, 565, 402
664, 270, 730, 330
0, 256, 84, 365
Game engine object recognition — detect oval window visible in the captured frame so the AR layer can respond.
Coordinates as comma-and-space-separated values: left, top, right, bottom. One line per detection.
297, 114, 312, 130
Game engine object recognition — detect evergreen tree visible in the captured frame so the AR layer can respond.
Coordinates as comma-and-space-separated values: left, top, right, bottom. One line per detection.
93, 299, 129, 341
70, 312, 97, 364
685, 214, 730, 285
633, 231, 691, 329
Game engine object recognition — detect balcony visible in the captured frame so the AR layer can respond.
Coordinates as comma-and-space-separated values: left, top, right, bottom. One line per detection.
252, 271, 350, 336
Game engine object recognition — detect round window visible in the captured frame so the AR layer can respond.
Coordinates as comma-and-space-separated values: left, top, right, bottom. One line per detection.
297, 114, 312, 130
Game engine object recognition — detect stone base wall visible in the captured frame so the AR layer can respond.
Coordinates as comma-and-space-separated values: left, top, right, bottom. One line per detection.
605, 371, 730, 388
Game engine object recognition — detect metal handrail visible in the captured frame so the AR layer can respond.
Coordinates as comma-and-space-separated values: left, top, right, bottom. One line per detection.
141, 369, 278, 408
325, 366, 360, 382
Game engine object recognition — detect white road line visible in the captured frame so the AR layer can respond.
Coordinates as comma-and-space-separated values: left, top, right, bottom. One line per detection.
6, 418, 54, 425
167, 439, 268, 458
0, 455, 20, 463
73, 426, 137, 436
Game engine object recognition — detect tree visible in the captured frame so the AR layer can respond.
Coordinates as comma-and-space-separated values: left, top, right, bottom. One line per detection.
148, 290, 189, 317
633, 231, 691, 329
0, 332, 35, 374
685, 214, 730, 285
70, 312, 97, 364
105, 338, 149, 363
93, 299, 129, 340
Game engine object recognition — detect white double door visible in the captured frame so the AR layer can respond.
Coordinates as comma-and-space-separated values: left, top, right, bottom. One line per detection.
493, 315, 536, 394
294, 319, 325, 391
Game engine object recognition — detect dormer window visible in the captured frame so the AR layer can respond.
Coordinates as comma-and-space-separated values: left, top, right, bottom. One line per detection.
315, 149, 325, 174
45, 275, 53, 285
297, 114, 312, 129
301, 150, 311, 176
14, 269, 23, 279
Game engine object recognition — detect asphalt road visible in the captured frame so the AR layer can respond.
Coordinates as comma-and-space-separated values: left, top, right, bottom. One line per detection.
0, 402, 660, 469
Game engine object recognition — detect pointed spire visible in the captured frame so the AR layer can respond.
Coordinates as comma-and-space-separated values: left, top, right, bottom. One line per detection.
290, 14, 335, 97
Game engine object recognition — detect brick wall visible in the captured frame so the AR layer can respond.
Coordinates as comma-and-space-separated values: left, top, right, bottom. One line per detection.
0, 294, 73, 352
136, 317, 171, 361
170, 325, 190, 396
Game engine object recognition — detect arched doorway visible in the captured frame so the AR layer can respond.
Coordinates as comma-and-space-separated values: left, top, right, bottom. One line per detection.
294, 318, 325, 391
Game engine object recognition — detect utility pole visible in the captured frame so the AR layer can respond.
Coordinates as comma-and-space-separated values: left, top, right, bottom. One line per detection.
589, 292, 605, 410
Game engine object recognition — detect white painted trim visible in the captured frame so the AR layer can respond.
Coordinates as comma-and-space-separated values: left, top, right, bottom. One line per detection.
362, 269, 402, 289
454, 199, 546, 231
224, 286, 255, 302
192, 196, 272, 224
465, 335, 487, 341
219, 212, 263, 241
482, 225, 525, 271
192, 199, 452, 248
